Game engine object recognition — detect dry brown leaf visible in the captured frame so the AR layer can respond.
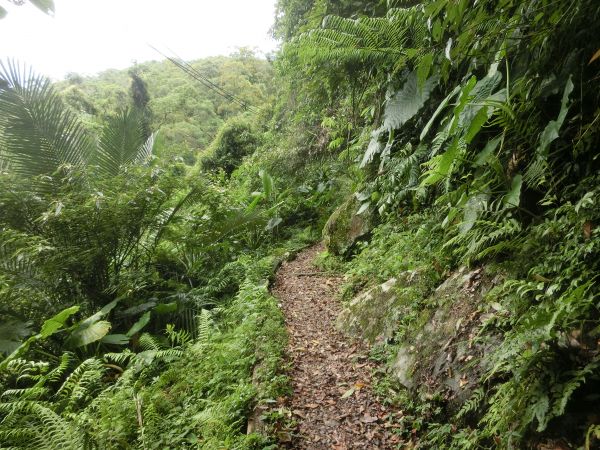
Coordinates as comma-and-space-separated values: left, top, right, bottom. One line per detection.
583, 221, 593, 240
589, 49, 600, 64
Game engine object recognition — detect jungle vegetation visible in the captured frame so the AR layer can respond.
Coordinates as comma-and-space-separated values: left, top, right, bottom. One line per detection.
0, 0, 599, 448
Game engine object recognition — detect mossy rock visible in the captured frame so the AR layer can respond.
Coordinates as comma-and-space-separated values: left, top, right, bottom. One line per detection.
392, 267, 504, 398
337, 270, 424, 343
337, 278, 400, 343
322, 197, 373, 256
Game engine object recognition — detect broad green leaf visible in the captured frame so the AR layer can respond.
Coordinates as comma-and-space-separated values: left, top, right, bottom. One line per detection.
421, 138, 462, 186
67, 321, 112, 347
473, 137, 501, 167
460, 193, 489, 234
101, 334, 130, 345
40, 306, 80, 338
126, 312, 151, 337
0, 6, 7, 19
29, 0, 55, 15
420, 85, 461, 141
417, 53, 434, 88
259, 170, 274, 198
382, 71, 439, 132
503, 174, 523, 208
153, 302, 178, 314
79, 298, 120, 328
537, 76, 574, 157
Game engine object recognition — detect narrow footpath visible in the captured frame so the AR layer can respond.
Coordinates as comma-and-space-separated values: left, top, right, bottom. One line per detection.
272, 244, 399, 449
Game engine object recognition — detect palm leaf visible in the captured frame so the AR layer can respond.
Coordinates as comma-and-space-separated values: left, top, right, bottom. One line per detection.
0, 60, 92, 184
93, 108, 154, 177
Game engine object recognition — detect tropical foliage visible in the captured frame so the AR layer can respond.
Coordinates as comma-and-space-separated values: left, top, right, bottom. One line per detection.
1, 0, 599, 447
279, 0, 599, 447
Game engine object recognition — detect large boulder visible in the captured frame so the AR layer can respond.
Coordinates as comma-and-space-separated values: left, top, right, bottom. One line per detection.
322, 197, 373, 256
337, 264, 504, 400
391, 267, 503, 401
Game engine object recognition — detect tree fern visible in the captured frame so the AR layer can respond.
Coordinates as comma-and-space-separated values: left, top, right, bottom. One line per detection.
285, 6, 427, 72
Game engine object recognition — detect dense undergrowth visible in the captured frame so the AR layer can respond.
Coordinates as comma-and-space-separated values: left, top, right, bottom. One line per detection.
1, 0, 599, 448
0, 49, 337, 447
286, 0, 600, 447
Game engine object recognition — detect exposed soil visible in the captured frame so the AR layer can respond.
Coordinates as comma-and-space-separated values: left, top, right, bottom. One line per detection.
272, 244, 400, 449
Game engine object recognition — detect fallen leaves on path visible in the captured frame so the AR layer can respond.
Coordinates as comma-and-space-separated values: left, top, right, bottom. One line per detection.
272, 244, 399, 449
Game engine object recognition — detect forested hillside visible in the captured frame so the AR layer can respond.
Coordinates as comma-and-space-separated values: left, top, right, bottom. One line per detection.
1, 0, 599, 449
54, 50, 273, 161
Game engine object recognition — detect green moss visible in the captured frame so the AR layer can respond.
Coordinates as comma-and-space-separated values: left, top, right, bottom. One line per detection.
323, 197, 373, 256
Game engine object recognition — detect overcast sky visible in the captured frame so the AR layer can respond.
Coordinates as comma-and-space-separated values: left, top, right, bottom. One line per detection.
0, 0, 278, 80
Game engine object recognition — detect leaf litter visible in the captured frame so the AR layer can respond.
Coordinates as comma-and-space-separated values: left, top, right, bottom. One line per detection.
272, 244, 400, 449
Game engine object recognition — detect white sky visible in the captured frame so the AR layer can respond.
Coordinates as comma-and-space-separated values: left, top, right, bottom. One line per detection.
0, 0, 278, 80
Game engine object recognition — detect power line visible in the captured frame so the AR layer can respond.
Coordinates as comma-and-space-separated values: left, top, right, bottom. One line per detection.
149, 45, 259, 114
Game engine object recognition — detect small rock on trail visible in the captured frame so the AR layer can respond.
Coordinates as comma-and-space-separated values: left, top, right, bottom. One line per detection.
272, 244, 400, 449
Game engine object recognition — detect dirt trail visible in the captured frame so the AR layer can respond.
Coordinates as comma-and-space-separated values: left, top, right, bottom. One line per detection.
272, 244, 399, 449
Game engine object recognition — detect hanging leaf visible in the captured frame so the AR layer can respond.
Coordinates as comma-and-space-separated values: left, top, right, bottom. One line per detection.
77, 298, 120, 329
538, 76, 574, 157
259, 169, 274, 199
420, 85, 461, 141
460, 193, 489, 234
40, 306, 80, 338
444, 37, 453, 62
126, 312, 151, 337
473, 137, 501, 167
101, 334, 130, 345
0, 320, 32, 354
503, 174, 523, 208
356, 202, 371, 215
29, 0, 55, 15
118, 301, 157, 318
265, 216, 283, 231
0, 306, 78, 370
360, 129, 384, 167
421, 138, 463, 186
417, 52, 434, 88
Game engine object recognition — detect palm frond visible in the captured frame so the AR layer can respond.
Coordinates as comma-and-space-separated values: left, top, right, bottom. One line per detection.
93, 108, 155, 177
0, 60, 92, 185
